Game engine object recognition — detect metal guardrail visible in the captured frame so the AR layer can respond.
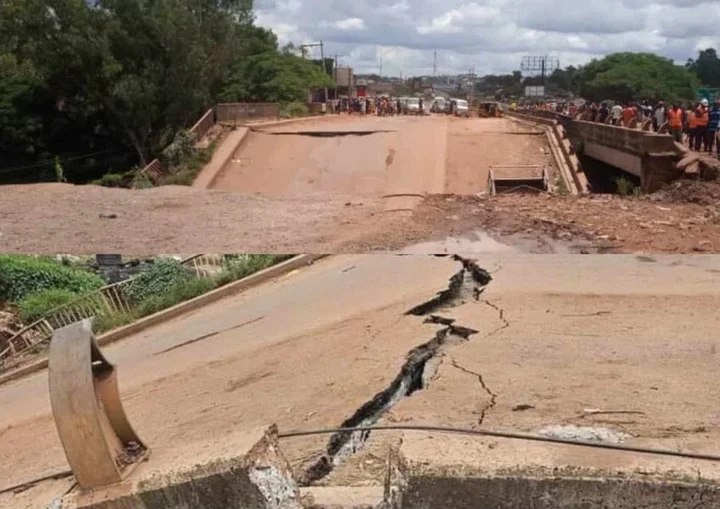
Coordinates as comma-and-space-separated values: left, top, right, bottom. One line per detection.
189, 109, 216, 142
140, 159, 165, 183
0, 256, 229, 365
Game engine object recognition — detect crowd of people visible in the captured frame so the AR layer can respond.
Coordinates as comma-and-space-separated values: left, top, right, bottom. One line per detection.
520, 98, 720, 155
327, 96, 425, 116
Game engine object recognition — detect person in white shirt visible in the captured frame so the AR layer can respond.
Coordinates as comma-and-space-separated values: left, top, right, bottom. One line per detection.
654, 101, 667, 131
611, 103, 623, 125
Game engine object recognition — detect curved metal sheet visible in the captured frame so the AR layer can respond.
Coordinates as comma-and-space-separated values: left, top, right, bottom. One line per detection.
49, 320, 147, 488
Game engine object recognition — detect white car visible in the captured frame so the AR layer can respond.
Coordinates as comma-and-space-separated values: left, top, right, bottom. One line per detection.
454, 99, 469, 117
406, 97, 421, 115
431, 97, 446, 113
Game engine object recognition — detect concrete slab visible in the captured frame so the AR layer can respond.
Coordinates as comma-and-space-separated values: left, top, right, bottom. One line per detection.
61, 427, 302, 509
3, 255, 720, 509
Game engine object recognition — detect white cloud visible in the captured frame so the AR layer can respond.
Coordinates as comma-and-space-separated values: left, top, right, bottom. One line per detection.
418, 3, 499, 34
254, 0, 718, 75
334, 17, 367, 30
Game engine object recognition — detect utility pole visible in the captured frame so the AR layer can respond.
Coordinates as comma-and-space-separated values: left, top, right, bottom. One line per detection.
300, 42, 329, 102
319, 41, 328, 103
468, 67, 476, 108
379, 58, 383, 78
330, 54, 346, 100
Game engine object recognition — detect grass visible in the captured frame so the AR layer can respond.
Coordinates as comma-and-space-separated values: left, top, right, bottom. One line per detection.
615, 177, 642, 197
92, 254, 293, 335
17, 288, 78, 322
555, 174, 569, 196
159, 140, 218, 186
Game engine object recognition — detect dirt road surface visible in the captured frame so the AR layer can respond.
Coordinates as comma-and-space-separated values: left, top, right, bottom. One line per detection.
2, 255, 720, 508
1, 114, 719, 253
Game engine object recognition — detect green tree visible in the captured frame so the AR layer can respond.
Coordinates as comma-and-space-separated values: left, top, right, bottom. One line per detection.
219, 51, 334, 104
548, 65, 580, 94
577, 52, 698, 103
686, 48, 720, 88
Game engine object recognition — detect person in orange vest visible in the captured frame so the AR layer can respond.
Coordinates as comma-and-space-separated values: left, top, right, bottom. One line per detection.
622, 103, 635, 126
687, 103, 699, 150
695, 99, 709, 151
667, 104, 684, 142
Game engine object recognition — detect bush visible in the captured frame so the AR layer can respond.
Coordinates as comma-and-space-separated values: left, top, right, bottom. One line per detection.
132, 171, 153, 189
161, 130, 196, 167
616, 177, 638, 196
160, 171, 195, 186
158, 146, 212, 186
135, 277, 217, 317
17, 289, 78, 322
0, 256, 105, 302
91, 173, 127, 188
93, 310, 137, 334
280, 102, 309, 119
124, 259, 193, 305
215, 255, 293, 287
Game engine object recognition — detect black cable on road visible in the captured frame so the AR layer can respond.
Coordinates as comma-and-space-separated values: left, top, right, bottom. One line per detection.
8, 424, 719, 496
0, 470, 73, 496
278, 425, 720, 463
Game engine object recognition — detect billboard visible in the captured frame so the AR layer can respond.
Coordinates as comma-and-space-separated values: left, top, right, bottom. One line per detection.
696, 88, 720, 103
335, 67, 354, 88
524, 86, 545, 97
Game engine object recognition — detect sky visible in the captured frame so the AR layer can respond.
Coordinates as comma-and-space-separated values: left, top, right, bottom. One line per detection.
253, 0, 720, 77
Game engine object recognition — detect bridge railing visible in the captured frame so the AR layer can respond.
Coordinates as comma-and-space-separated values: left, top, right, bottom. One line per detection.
188, 108, 216, 142
137, 103, 279, 184
0, 255, 231, 367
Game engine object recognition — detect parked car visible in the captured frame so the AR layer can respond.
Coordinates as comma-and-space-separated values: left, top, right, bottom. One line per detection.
431, 97, 446, 113
453, 99, 469, 117
405, 97, 421, 115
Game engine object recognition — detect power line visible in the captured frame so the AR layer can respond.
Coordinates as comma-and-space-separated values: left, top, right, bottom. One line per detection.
278, 425, 720, 463
0, 148, 126, 175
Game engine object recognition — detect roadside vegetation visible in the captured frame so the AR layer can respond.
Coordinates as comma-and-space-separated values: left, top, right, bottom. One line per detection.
0, 0, 333, 185
478, 50, 720, 104
615, 177, 642, 197
0, 256, 105, 321
0, 255, 292, 351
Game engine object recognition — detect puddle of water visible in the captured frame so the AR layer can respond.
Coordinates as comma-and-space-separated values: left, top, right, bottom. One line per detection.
401, 231, 518, 254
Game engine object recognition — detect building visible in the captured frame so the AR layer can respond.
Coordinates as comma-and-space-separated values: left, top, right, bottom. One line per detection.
335, 66, 354, 97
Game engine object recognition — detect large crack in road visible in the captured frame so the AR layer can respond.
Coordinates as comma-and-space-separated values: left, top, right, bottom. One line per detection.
299, 256, 500, 485
250, 129, 396, 137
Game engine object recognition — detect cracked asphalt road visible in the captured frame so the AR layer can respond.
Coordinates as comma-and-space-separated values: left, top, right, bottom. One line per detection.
2, 255, 720, 508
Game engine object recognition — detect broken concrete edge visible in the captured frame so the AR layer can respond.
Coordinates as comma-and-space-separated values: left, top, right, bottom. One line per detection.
0, 255, 327, 388
59, 426, 304, 509
506, 112, 589, 195
506, 114, 575, 195
233, 114, 330, 129
57, 430, 720, 509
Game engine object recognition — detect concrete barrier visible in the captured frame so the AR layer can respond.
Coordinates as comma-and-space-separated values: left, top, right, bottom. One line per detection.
506, 112, 588, 194
0, 255, 326, 387
401, 474, 720, 509
60, 427, 303, 509
509, 111, 682, 192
